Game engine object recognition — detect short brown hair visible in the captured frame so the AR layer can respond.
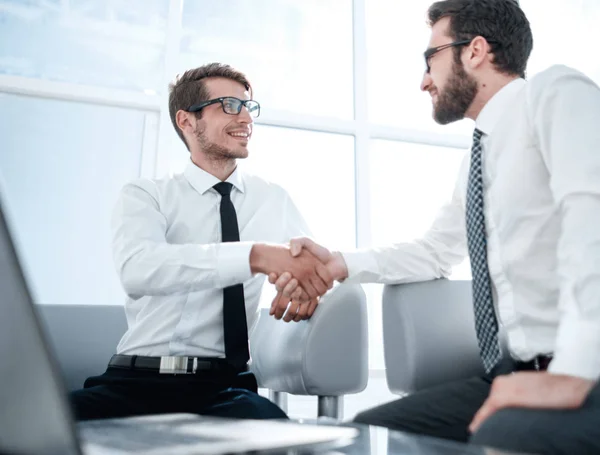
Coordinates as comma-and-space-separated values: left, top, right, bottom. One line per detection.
168, 63, 252, 149
427, 0, 533, 78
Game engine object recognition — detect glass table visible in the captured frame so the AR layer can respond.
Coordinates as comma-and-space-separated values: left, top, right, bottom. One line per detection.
77, 414, 525, 454
292, 419, 524, 455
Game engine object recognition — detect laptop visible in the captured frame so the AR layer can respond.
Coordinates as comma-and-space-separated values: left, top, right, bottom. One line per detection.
0, 192, 358, 455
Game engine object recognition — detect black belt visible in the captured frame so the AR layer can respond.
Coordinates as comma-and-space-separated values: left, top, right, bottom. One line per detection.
513, 355, 553, 372
108, 354, 244, 375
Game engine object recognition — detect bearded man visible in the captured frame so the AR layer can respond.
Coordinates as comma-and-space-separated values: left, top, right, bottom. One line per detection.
268, 1, 600, 453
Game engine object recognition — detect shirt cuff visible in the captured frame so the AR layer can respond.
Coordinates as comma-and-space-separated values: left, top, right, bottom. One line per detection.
215, 241, 254, 288
548, 316, 600, 381
340, 250, 380, 283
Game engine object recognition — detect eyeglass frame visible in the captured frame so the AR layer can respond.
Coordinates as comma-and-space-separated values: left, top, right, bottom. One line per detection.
187, 96, 261, 118
424, 38, 499, 73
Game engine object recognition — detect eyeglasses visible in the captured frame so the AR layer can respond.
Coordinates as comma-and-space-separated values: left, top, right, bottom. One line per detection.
424, 39, 473, 73
188, 97, 261, 118
423, 38, 499, 73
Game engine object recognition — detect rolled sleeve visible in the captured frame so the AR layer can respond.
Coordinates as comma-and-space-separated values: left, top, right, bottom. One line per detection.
215, 241, 254, 288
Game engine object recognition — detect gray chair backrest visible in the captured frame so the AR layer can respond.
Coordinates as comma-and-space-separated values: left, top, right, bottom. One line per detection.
37, 304, 127, 391
382, 279, 484, 394
251, 283, 369, 396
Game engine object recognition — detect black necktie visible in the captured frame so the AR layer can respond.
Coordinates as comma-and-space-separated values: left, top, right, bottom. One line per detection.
465, 129, 502, 373
213, 182, 249, 370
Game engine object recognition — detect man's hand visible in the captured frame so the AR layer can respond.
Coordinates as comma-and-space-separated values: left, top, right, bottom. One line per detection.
469, 372, 595, 433
290, 238, 348, 282
270, 290, 319, 322
266, 238, 348, 321
249, 243, 333, 300
269, 237, 348, 294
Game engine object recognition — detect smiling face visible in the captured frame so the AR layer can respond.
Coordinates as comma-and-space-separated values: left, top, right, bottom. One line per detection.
187, 77, 254, 162
420, 17, 478, 125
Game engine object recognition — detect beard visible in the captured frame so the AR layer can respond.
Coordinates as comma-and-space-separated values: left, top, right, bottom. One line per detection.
193, 124, 247, 161
433, 59, 478, 125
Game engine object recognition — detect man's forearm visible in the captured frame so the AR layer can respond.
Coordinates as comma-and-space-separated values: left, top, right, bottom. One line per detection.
117, 241, 251, 297
249, 243, 270, 275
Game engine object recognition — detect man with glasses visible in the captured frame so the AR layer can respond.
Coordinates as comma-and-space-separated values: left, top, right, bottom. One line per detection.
270, 0, 600, 452
69, 62, 332, 421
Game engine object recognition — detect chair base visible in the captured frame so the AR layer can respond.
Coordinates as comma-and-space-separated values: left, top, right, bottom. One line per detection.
268, 391, 343, 420
318, 396, 343, 420
269, 390, 288, 413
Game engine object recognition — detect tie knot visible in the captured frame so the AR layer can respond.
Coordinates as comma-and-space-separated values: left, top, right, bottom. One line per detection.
213, 182, 233, 197
473, 128, 484, 143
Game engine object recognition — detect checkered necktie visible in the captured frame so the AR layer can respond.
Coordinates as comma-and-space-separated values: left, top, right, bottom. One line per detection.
466, 129, 502, 373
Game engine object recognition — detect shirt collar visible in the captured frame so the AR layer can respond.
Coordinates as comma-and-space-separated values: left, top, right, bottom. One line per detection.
476, 78, 527, 135
183, 160, 245, 195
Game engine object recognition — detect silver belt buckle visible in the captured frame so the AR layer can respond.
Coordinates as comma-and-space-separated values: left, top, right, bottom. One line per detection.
159, 356, 190, 374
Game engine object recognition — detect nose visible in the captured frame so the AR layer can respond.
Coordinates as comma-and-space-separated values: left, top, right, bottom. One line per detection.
237, 106, 253, 124
420, 71, 433, 92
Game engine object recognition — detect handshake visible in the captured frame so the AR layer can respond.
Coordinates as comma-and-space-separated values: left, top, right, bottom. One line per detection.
249, 238, 349, 323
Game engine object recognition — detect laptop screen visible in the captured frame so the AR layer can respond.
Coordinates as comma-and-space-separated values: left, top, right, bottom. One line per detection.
0, 195, 81, 455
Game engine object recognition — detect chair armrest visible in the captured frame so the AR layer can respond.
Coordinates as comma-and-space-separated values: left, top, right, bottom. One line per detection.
250, 283, 368, 396
383, 279, 484, 395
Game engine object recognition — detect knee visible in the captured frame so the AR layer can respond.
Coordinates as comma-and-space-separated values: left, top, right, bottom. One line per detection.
244, 394, 288, 420
353, 408, 397, 430
353, 400, 417, 432
353, 408, 381, 426
257, 397, 288, 419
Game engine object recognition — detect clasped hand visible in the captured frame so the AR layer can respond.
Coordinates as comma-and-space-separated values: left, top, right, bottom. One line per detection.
262, 238, 347, 322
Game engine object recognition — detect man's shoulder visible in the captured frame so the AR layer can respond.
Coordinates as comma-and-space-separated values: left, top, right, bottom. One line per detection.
120, 173, 186, 199
241, 170, 291, 200
527, 64, 595, 93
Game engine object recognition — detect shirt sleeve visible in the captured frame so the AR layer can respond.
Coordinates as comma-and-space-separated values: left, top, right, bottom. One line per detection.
111, 181, 253, 299
342, 152, 470, 284
529, 66, 600, 380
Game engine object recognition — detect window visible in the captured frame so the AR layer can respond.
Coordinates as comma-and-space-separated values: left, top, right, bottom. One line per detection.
178, 0, 354, 119
0, 94, 148, 305
366, 0, 472, 136
369, 140, 466, 252
242, 126, 356, 250
0, 0, 169, 92
520, 0, 600, 83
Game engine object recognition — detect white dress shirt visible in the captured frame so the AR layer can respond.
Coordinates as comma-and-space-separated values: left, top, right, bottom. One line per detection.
112, 161, 310, 357
343, 65, 600, 380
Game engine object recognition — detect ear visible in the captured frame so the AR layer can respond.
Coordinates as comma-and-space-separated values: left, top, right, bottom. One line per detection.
176, 110, 196, 137
463, 36, 492, 70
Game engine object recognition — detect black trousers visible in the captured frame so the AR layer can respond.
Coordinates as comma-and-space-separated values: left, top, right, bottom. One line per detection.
353, 356, 531, 440
471, 382, 600, 455
354, 375, 493, 442
355, 373, 600, 454
70, 366, 287, 421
